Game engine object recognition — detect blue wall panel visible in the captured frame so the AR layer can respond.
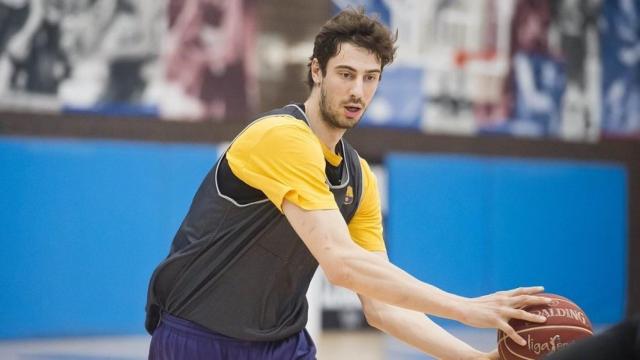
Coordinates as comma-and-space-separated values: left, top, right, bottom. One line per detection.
386, 154, 627, 324
385, 157, 493, 298
490, 160, 627, 323
0, 140, 628, 337
0, 137, 217, 338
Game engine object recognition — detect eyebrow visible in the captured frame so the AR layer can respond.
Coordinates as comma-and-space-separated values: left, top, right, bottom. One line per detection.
334, 65, 381, 74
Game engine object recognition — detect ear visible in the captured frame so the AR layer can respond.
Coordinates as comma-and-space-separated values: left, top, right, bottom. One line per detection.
311, 58, 322, 85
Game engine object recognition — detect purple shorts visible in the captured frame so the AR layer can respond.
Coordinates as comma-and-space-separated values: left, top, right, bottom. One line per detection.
149, 313, 317, 360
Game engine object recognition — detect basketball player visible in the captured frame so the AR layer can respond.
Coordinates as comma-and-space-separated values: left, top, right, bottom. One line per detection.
145, 8, 550, 360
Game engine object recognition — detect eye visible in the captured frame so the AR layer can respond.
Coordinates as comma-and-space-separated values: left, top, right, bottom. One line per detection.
340, 72, 352, 79
365, 74, 379, 81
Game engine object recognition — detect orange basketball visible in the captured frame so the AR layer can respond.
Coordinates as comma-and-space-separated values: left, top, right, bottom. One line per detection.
497, 293, 593, 360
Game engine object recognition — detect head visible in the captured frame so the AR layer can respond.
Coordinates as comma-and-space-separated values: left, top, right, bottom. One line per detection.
307, 8, 397, 129
513, 1, 550, 53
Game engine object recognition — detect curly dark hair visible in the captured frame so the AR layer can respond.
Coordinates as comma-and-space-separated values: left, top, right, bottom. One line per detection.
306, 8, 397, 90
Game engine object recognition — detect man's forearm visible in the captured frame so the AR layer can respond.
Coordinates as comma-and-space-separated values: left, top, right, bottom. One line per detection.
363, 300, 486, 360
334, 247, 467, 320
283, 202, 467, 320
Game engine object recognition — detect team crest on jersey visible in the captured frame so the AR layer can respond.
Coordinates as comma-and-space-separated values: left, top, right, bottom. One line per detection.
344, 185, 354, 205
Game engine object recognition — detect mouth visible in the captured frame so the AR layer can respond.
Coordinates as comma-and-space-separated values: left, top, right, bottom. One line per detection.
344, 104, 363, 118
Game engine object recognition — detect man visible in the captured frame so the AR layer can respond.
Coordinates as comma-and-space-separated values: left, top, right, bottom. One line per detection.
146, 8, 550, 359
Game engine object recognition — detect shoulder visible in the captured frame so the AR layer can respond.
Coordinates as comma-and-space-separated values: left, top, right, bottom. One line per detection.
356, 155, 376, 185
229, 115, 324, 164
239, 115, 316, 144
357, 155, 373, 172
246, 114, 310, 132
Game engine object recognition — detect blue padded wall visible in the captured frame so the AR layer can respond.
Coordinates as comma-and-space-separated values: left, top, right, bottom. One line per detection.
386, 154, 627, 324
0, 137, 217, 338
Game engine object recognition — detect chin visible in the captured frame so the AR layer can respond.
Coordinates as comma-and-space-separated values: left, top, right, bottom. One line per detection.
340, 118, 360, 129
323, 108, 362, 129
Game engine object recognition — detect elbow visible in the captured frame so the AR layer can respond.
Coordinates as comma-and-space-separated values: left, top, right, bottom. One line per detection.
323, 257, 353, 289
363, 308, 383, 330
361, 301, 387, 331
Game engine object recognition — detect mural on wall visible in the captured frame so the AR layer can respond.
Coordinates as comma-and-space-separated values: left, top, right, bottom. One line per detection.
162, 0, 258, 121
334, 0, 639, 140
0, 0, 637, 138
600, 0, 640, 138
0, 0, 258, 121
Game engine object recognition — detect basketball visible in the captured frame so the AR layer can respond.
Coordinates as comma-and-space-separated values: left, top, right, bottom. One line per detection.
497, 293, 593, 360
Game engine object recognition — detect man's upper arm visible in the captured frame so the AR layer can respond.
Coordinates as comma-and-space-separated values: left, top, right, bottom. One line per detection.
282, 200, 358, 282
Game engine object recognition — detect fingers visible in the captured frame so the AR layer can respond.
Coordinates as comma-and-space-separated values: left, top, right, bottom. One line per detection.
505, 286, 545, 296
499, 321, 527, 346
510, 294, 553, 308
506, 308, 547, 323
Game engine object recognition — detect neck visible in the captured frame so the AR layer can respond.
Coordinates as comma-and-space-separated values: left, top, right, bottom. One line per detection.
304, 92, 346, 152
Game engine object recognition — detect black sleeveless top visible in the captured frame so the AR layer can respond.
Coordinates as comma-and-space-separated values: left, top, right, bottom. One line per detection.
145, 104, 364, 341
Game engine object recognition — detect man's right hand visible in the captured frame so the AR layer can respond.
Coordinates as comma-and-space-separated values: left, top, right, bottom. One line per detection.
458, 287, 551, 346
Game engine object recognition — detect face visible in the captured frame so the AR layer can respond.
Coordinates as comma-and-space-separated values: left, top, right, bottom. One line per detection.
313, 43, 382, 129
518, 13, 544, 50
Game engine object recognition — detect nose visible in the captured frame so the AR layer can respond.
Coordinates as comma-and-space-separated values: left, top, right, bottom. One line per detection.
349, 77, 365, 100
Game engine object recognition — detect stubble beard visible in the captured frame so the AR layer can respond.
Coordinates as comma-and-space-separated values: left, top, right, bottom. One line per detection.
319, 84, 362, 130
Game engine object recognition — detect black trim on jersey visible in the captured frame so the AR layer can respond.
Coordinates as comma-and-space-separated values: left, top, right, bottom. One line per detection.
215, 103, 349, 206
217, 156, 266, 205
